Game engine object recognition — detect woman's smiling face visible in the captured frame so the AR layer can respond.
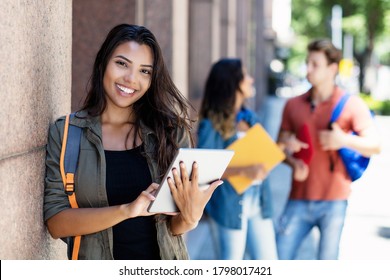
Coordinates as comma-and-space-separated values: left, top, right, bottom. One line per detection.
103, 41, 154, 112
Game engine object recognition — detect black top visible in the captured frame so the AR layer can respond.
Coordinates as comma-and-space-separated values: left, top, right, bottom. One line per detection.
105, 145, 160, 260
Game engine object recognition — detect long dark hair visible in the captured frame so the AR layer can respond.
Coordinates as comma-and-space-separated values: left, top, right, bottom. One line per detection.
81, 24, 193, 177
199, 58, 243, 138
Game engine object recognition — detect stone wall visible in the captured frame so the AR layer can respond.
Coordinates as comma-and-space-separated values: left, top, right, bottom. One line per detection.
0, 0, 72, 259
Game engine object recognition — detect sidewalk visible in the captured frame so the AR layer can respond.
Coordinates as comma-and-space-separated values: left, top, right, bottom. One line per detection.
184, 95, 390, 260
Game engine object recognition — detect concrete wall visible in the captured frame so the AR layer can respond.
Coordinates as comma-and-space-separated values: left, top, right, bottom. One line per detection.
0, 0, 72, 259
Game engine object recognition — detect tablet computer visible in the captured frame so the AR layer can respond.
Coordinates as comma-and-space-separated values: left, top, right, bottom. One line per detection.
147, 148, 234, 213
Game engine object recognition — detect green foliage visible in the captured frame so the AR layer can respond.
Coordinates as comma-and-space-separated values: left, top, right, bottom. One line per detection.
291, 0, 328, 39
342, 15, 366, 52
375, 9, 390, 65
289, 0, 390, 69
286, 36, 309, 76
359, 93, 390, 115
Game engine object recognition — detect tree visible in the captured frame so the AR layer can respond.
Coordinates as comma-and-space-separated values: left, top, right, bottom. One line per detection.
289, 0, 390, 91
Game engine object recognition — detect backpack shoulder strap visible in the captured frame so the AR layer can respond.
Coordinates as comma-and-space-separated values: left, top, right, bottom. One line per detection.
60, 113, 82, 199
330, 94, 351, 122
59, 113, 82, 260
64, 114, 82, 195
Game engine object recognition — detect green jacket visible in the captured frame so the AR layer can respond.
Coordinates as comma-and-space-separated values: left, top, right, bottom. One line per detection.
44, 111, 190, 260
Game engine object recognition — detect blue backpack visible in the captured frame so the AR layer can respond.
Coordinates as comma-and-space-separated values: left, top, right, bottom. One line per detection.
330, 94, 371, 181
60, 113, 82, 260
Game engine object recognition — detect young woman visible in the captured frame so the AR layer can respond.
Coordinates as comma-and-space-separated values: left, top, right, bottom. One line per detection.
197, 58, 278, 260
44, 24, 222, 260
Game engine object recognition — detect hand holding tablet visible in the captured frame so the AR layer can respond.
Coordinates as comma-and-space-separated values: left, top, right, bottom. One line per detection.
147, 148, 234, 213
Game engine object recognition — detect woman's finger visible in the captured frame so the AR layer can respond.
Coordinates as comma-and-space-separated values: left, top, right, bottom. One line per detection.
207, 179, 223, 193
172, 166, 184, 190
146, 183, 159, 192
167, 176, 177, 195
145, 183, 159, 196
179, 161, 189, 184
141, 190, 156, 201
190, 161, 199, 186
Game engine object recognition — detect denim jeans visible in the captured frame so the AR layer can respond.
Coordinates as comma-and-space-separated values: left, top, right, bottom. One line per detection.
276, 200, 348, 260
209, 185, 278, 260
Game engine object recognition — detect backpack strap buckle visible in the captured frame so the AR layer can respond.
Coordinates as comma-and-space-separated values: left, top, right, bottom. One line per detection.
65, 173, 75, 195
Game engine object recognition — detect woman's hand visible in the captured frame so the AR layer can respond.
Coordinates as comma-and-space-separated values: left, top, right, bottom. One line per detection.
168, 162, 223, 233
47, 183, 159, 239
123, 183, 159, 218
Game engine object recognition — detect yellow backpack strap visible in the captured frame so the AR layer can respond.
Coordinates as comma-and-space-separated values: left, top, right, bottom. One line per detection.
59, 113, 82, 260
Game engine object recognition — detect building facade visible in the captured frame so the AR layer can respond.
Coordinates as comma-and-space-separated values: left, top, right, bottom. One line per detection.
72, 0, 276, 116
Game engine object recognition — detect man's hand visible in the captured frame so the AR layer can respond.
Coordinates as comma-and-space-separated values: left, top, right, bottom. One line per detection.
292, 158, 309, 181
281, 134, 309, 154
318, 123, 347, 151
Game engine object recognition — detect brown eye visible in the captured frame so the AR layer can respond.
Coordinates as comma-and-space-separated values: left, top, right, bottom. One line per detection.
115, 60, 127, 67
141, 69, 152, 75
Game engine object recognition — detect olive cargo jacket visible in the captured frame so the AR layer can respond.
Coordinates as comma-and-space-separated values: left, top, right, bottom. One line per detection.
44, 111, 190, 260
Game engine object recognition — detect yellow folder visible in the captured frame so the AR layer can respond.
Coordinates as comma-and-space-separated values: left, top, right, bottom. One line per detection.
226, 123, 285, 194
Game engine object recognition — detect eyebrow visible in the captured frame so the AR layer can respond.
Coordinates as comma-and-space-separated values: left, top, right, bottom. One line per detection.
114, 55, 153, 68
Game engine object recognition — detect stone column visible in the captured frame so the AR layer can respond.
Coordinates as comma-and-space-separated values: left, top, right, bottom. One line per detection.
254, 0, 267, 110
0, 0, 72, 259
188, 0, 213, 112
172, 0, 189, 98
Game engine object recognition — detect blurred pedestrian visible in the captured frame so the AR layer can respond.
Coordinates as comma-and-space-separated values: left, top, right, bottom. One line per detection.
276, 38, 381, 260
44, 24, 222, 260
197, 58, 278, 260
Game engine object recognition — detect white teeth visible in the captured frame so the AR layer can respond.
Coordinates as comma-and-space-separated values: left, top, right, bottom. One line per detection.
117, 84, 135, 94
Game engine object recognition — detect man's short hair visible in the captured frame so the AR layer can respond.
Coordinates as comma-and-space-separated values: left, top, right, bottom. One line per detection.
307, 39, 342, 65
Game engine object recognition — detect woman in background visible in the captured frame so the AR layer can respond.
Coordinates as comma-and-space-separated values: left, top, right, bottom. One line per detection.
197, 58, 278, 260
